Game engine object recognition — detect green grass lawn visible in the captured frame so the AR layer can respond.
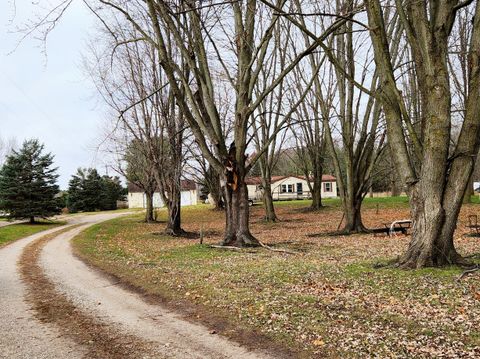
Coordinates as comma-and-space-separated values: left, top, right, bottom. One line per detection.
271, 195, 411, 209
72, 201, 480, 358
0, 221, 65, 247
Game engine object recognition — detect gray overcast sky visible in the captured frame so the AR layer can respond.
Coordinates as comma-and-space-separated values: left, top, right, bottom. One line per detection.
0, 1, 109, 189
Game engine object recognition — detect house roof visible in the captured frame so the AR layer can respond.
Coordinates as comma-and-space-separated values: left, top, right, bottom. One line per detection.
245, 174, 336, 185
128, 179, 196, 193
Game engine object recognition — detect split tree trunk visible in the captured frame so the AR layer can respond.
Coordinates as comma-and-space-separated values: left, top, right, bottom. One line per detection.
221, 177, 260, 247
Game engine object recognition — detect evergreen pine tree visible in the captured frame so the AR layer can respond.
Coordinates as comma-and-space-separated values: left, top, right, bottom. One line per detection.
66, 169, 85, 213
100, 175, 123, 210
0, 139, 60, 223
82, 168, 103, 211
67, 169, 124, 212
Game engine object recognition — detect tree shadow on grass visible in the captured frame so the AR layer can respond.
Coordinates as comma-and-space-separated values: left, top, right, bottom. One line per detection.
151, 230, 221, 239
294, 205, 333, 214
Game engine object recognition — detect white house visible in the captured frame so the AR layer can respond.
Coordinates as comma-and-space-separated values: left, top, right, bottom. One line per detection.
245, 175, 337, 201
127, 180, 199, 209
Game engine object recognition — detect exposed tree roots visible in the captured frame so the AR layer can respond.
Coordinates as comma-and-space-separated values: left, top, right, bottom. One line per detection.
397, 250, 472, 269
221, 232, 260, 247
211, 240, 297, 255
258, 241, 297, 255
457, 265, 480, 281
164, 227, 187, 237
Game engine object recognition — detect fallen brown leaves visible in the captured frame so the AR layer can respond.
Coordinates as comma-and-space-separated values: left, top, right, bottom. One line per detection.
73, 201, 480, 358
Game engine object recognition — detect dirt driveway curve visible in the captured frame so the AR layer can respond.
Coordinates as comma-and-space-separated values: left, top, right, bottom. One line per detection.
0, 213, 273, 359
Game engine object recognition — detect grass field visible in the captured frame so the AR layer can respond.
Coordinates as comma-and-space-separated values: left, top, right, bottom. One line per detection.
73, 198, 480, 358
0, 221, 64, 247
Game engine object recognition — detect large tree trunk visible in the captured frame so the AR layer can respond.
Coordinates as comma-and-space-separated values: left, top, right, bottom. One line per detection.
221, 178, 260, 247
310, 169, 323, 210
364, 0, 480, 268
145, 191, 155, 223
463, 176, 474, 204
398, 190, 463, 268
262, 179, 277, 222
165, 187, 184, 236
341, 196, 367, 233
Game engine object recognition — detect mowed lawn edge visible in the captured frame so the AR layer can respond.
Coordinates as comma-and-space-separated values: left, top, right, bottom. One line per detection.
72, 201, 480, 358
0, 221, 65, 247
72, 215, 301, 358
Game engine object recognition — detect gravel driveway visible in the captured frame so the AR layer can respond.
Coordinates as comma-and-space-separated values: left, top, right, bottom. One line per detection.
0, 219, 25, 228
0, 213, 272, 359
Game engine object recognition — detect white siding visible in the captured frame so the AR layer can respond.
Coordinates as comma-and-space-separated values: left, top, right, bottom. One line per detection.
128, 190, 198, 209
271, 177, 310, 200
181, 190, 198, 206
247, 184, 263, 201
246, 176, 337, 201
321, 181, 337, 198
128, 192, 145, 209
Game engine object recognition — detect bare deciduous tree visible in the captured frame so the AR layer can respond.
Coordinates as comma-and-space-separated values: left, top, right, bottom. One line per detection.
365, 0, 480, 267
83, 0, 351, 246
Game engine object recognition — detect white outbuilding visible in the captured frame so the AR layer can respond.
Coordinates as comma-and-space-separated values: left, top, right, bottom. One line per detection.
127, 180, 199, 209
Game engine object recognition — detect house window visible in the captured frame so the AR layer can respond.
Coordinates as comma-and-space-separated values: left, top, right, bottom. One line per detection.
281, 184, 287, 193
324, 182, 332, 192
296, 183, 303, 194
281, 184, 293, 193
287, 184, 293, 193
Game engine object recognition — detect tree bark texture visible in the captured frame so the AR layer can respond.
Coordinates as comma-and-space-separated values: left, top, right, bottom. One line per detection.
145, 191, 155, 223
262, 178, 277, 222
165, 187, 183, 236
221, 178, 260, 247
221, 147, 260, 247
341, 195, 367, 234
366, 0, 480, 267
311, 172, 323, 210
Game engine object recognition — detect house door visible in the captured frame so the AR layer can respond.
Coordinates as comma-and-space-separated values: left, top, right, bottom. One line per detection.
296, 183, 303, 196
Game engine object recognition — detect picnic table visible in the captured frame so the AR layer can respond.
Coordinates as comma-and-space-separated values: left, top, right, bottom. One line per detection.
372, 219, 412, 236
467, 215, 480, 235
